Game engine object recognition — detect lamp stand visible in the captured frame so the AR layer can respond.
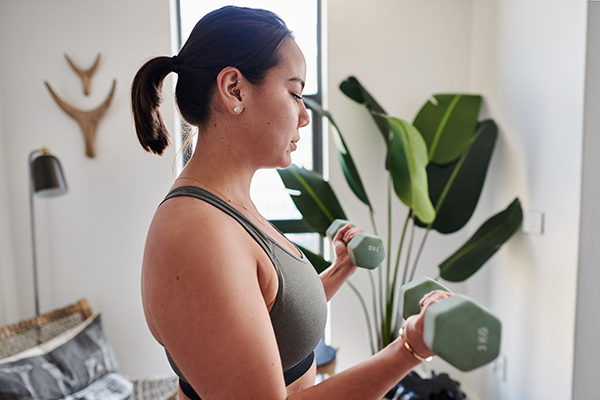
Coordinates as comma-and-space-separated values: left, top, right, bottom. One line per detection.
28, 150, 41, 316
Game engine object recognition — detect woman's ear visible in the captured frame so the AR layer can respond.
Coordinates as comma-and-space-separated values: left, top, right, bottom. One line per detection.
216, 67, 244, 115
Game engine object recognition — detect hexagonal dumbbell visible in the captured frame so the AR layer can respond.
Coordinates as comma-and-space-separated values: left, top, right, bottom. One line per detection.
399, 276, 502, 372
326, 219, 385, 270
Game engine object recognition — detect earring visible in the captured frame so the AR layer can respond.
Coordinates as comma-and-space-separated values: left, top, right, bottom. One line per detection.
234, 106, 240, 113
230, 79, 242, 101
231, 79, 241, 94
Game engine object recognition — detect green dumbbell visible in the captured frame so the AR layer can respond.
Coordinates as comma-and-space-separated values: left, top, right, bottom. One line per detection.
399, 276, 502, 372
326, 219, 385, 269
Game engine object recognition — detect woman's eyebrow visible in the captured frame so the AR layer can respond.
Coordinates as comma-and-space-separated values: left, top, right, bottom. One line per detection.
289, 77, 305, 89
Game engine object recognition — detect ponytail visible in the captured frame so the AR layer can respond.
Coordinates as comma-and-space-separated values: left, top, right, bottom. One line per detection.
130, 56, 175, 155
131, 6, 292, 156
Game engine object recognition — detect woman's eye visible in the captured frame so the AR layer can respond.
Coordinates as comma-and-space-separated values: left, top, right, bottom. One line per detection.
292, 93, 303, 102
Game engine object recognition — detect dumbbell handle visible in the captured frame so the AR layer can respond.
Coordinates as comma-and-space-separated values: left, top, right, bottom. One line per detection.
400, 278, 452, 320
326, 219, 385, 269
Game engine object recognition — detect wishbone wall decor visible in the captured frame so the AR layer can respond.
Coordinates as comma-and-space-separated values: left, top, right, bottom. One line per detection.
65, 53, 101, 96
44, 54, 116, 158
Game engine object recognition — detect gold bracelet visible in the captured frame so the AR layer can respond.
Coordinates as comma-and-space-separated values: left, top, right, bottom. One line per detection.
399, 326, 433, 363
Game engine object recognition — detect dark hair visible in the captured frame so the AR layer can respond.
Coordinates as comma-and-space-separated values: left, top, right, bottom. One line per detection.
130, 6, 293, 155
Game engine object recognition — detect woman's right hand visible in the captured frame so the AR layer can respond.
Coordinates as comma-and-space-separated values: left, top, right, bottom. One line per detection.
331, 223, 364, 268
318, 224, 363, 301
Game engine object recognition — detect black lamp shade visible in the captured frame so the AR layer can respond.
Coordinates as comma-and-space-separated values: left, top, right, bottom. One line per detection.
31, 154, 68, 197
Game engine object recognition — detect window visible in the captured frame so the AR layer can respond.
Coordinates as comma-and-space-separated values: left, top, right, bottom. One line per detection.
177, 0, 325, 254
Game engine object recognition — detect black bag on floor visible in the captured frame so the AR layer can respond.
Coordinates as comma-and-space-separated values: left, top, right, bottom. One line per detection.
385, 371, 467, 400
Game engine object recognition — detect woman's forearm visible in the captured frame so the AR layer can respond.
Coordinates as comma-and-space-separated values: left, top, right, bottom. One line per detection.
288, 338, 421, 400
320, 258, 357, 301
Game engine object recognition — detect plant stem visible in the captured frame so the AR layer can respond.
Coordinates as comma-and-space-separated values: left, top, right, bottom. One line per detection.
396, 210, 412, 290
366, 269, 378, 346
385, 176, 392, 304
382, 175, 392, 348
382, 208, 411, 348
368, 208, 382, 349
409, 228, 431, 282
401, 217, 416, 286
392, 216, 416, 335
346, 279, 376, 355
369, 209, 378, 237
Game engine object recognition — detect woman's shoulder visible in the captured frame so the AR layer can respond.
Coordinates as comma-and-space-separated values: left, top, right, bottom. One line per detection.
148, 191, 252, 257
140, 189, 278, 353
141, 188, 266, 313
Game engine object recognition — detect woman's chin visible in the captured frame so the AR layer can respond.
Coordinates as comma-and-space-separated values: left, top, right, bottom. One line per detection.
273, 156, 293, 170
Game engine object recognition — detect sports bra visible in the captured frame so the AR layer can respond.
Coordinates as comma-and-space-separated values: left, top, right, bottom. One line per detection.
160, 186, 328, 395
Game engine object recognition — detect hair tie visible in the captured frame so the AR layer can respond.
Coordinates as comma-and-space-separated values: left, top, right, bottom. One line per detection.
171, 55, 180, 73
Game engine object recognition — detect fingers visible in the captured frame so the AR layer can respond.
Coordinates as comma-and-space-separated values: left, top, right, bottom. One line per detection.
419, 289, 452, 310
333, 224, 364, 244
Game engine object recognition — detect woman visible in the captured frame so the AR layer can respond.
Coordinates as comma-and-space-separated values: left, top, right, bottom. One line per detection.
131, 6, 448, 400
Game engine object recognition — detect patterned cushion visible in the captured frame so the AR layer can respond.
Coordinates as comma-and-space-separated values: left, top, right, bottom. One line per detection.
0, 313, 132, 400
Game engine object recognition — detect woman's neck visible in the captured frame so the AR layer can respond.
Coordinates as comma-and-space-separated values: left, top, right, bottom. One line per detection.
176, 136, 256, 207
175, 155, 270, 227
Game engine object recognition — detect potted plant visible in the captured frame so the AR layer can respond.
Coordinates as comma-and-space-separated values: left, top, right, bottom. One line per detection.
277, 76, 522, 397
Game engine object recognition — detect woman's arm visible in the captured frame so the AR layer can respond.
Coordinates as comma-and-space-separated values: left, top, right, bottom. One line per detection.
289, 290, 447, 400
292, 337, 418, 400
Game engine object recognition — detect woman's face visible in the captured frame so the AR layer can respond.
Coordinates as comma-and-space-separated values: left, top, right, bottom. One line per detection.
244, 38, 311, 169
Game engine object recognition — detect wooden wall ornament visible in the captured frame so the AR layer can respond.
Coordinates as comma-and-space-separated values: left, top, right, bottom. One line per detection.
45, 54, 116, 158
44, 80, 116, 158
64, 53, 101, 96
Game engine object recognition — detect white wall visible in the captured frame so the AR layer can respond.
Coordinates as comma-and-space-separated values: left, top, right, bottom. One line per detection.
327, 0, 588, 399
0, 0, 177, 376
574, 2, 600, 398
0, 101, 19, 326
468, 1, 587, 399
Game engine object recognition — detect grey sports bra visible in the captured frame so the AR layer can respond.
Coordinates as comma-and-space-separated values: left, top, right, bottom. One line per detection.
161, 186, 328, 383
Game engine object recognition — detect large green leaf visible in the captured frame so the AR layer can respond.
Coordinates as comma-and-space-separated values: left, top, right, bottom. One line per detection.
414, 94, 482, 165
416, 120, 498, 233
277, 164, 346, 236
339, 76, 391, 148
297, 245, 331, 274
303, 97, 371, 208
387, 117, 435, 224
439, 198, 523, 282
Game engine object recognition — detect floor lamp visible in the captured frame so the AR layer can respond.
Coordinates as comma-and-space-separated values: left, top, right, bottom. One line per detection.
29, 147, 68, 316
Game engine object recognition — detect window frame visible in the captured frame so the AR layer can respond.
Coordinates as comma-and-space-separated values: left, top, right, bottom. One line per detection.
268, 1, 324, 235
176, 0, 325, 237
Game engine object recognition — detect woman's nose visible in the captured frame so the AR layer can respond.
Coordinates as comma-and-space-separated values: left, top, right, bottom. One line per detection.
298, 101, 311, 128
